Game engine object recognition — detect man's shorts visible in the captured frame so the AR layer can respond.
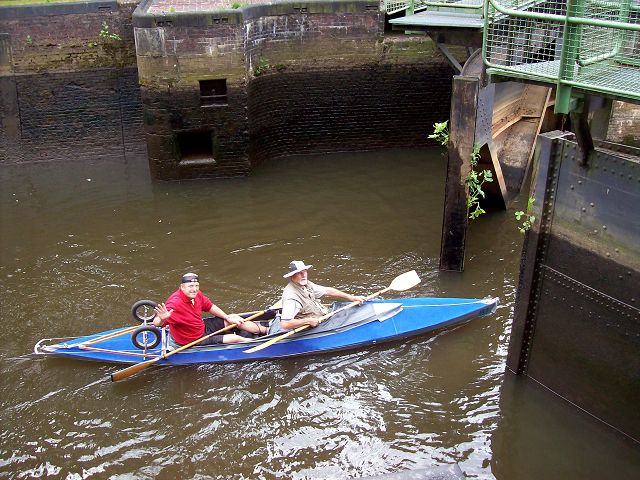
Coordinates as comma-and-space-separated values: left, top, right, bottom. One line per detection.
200, 317, 227, 345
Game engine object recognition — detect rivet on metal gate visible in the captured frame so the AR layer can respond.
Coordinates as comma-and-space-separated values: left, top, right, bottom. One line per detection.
594, 230, 598, 234
578, 180, 582, 184
590, 202, 595, 207
570, 185, 574, 190
603, 225, 607, 230
582, 207, 586, 212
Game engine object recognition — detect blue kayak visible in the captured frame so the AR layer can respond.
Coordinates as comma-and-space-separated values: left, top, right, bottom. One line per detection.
34, 297, 498, 365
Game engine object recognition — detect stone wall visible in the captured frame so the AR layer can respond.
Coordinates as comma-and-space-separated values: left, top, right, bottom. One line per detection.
134, 5, 248, 179
607, 101, 640, 147
0, 1, 136, 73
135, 0, 453, 180
0, 1, 144, 164
248, 60, 452, 164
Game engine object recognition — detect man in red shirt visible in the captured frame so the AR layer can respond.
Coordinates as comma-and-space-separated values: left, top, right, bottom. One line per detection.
152, 273, 266, 346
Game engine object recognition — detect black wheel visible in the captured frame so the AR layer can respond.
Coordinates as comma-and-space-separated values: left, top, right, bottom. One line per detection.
131, 300, 158, 323
131, 326, 161, 350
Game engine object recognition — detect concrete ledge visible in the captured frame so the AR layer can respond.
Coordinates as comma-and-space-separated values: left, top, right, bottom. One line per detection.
133, 0, 380, 28
0, 1, 117, 20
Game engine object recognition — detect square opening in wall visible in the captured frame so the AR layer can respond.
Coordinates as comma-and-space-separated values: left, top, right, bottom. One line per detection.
199, 79, 227, 106
177, 130, 216, 166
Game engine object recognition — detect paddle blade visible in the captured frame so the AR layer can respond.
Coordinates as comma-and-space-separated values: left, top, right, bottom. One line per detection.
388, 270, 421, 292
111, 357, 158, 382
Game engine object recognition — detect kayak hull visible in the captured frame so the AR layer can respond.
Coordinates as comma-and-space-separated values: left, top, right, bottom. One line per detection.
34, 297, 499, 366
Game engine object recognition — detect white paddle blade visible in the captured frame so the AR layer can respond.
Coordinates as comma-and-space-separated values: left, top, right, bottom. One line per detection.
389, 270, 421, 292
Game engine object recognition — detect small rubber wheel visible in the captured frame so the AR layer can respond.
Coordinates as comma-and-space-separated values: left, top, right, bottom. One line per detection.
131, 326, 161, 350
131, 300, 158, 323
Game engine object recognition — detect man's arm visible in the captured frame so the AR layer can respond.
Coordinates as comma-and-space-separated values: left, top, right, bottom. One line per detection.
279, 299, 318, 330
323, 287, 365, 303
208, 304, 244, 326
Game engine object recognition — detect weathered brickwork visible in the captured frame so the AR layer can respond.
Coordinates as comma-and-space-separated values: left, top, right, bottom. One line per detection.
136, 1, 452, 179
248, 61, 451, 164
607, 101, 640, 147
1, 67, 145, 164
0, 1, 143, 165
1, 1, 454, 174
0, 2, 136, 73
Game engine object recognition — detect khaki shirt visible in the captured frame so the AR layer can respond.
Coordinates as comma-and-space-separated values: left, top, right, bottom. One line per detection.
281, 280, 328, 320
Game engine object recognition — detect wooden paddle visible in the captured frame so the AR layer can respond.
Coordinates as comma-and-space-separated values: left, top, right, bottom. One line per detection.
243, 270, 421, 354
110, 300, 282, 382
80, 325, 140, 347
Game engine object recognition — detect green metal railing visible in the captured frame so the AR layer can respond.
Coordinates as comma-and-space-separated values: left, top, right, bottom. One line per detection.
483, 0, 640, 112
384, 0, 483, 16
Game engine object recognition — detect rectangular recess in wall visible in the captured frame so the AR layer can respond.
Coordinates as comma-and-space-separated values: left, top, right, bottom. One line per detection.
199, 79, 227, 107
177, 130, 216, 166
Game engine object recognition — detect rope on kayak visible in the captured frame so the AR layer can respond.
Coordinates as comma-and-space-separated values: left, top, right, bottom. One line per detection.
402, 298, 497, 308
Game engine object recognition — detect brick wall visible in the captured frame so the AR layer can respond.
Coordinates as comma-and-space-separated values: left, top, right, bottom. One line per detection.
2, 67, 144, 164
1, 1, 454, 173
136, 1, 452, 180
0, 1, 143, 165
248, 61, 452, 164
0, 1, 136, 73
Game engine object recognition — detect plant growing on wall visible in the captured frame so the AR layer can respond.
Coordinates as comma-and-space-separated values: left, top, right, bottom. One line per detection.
515, 196, 536, 233
428, 120, 449, 146
99, 21, 122, 42
466, 144, 493, 220
231, 2, 242, 8
254, 58, 271, 77
26, 35, 33, 45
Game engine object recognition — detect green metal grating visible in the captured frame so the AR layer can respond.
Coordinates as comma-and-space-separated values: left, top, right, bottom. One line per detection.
384, 0, 483, 16
483, 1, 640, 113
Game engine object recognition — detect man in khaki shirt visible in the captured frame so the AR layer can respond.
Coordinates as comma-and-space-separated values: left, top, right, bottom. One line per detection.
272, 261, 364, 333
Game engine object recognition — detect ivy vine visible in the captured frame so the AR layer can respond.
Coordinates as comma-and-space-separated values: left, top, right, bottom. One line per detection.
466, 144, 493, 220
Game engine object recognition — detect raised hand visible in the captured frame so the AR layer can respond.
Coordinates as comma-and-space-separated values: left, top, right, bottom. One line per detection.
154, 303, 174, 321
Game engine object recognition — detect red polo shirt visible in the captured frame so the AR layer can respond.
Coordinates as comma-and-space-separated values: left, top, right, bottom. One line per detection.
163, 289, 214, 345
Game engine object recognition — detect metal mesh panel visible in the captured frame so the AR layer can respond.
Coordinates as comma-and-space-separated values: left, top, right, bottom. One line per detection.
384, 0, 482, 15
484, 0, 640, 108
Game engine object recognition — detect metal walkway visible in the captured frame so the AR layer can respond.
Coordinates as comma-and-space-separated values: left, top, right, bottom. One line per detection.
484, 0, 640, 113
385, 1, 640, 113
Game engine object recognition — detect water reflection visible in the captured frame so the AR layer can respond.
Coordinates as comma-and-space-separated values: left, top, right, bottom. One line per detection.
1, 149, 637, 478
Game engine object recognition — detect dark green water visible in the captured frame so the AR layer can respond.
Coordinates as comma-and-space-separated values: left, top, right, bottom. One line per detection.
1, 149, 638, 479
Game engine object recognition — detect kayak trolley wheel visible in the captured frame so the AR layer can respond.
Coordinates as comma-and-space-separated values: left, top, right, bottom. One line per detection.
131, 299, 158, 324
131, 326, 161, 350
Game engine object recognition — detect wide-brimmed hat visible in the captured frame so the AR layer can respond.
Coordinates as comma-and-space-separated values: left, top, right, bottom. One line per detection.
283, 260, 313, 278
